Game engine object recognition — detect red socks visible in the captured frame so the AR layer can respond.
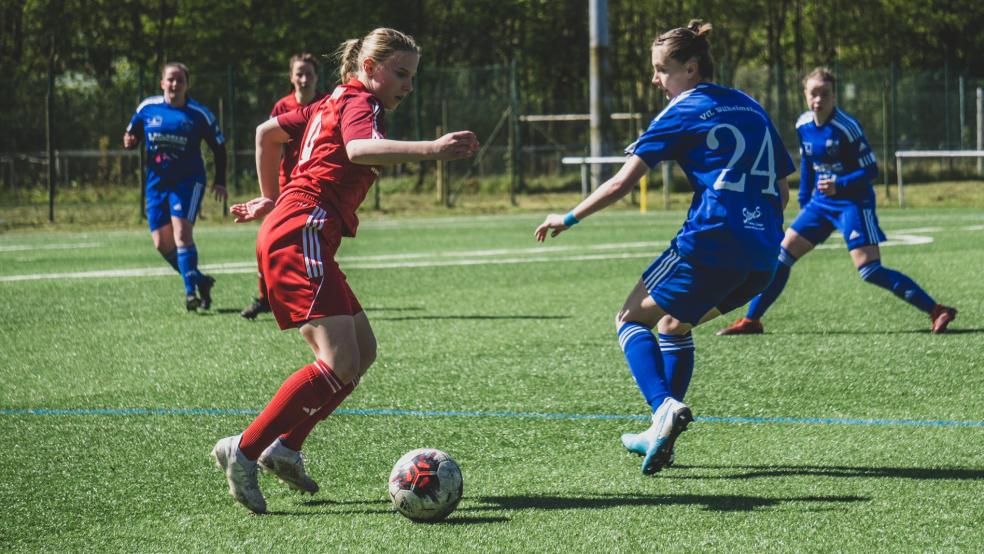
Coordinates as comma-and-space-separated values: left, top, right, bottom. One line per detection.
280, 376, 357, 451
239, 360, 352, 460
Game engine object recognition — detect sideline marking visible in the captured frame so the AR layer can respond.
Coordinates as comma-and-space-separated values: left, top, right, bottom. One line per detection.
1, 407, 981, 428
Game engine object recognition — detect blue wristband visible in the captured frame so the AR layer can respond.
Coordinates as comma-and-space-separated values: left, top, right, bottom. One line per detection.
563, 211, 580, 227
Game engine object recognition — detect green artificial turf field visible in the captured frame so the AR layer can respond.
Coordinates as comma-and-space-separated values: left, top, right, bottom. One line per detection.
1, 207, 982, 552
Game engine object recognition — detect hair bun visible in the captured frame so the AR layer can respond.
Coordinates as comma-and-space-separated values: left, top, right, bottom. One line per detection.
687, 19, 712, 38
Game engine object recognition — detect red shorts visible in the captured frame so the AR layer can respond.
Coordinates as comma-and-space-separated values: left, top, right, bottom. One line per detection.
256, 195, 363, 330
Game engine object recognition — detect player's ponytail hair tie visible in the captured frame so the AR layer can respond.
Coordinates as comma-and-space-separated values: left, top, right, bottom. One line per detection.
653, 19, 715, 80
687, 19, 713, 39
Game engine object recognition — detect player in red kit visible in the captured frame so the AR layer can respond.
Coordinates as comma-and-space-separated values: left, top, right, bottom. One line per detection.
241, 53, 329, 320
213, 28, 479, 514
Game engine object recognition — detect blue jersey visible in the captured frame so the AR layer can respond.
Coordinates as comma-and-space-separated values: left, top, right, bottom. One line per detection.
628, 83, 796, 271
795, 107, 877, 208
127, 96, 224, 188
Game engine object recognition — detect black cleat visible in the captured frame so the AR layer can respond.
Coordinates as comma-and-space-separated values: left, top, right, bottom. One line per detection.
240, 297, 271, 320
198, 275, 216, 310
186, 294, 201, 311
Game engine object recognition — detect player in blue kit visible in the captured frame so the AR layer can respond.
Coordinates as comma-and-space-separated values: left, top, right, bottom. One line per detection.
124, 62, 228, 311
535, 21, 794, 475
717, 67, 957, 336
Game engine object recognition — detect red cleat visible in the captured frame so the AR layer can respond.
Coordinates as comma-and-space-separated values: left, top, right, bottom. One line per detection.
716, 317, 764, 336
930, 304, 957, 334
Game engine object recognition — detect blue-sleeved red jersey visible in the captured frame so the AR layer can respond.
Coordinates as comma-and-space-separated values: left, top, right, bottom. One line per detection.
795, 107, 878, 207
627, 83, 796, 271
127, 96, 224, 188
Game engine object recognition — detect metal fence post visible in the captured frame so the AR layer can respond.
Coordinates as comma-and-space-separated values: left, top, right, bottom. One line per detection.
890, 62, 898, 183
882, 78, 890, 199
944, 59, 951, 150
509, 58, 521, 202
46, 62, 55, 223
959, 75, 966, 149
227, 64, 237, 202
896, 156, 904, 208
977, 87, 983, 174
138, 66, 146, 220
435, 124, 446, 206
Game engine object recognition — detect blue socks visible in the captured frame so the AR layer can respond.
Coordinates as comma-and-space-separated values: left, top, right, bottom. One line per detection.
658, 332, 695, 401
618, 323, 672, 409
747, 247, 797, 320
745, 247, 936, 318
858, 261, 936, 313
160, 249, 180, 273
176, 244, 203, 296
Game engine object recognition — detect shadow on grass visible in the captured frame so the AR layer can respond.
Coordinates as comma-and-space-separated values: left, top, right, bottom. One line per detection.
466, 493, 866, 513
672, 464, 984, 481
301, 499, 390, 507
292, 498, 508, 524
374, 314, 569, 321
771, 328, 984, 335
270, 493, 863, 519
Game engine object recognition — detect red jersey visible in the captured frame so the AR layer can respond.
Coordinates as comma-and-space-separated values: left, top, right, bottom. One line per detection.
270, 91, 328, 189
277, 79, 383, 237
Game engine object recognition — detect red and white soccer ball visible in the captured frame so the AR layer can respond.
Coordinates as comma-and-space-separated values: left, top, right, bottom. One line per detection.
388, 448, 463, 522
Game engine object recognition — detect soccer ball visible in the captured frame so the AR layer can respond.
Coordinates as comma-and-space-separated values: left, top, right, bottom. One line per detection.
388, 448, 463, 522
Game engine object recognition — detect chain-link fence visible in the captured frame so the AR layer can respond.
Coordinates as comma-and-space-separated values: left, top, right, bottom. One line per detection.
0, 63, 518, 203
1, 62, 982, 223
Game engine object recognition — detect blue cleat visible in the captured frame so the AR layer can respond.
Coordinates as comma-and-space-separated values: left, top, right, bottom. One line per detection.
640, 397, 692, 475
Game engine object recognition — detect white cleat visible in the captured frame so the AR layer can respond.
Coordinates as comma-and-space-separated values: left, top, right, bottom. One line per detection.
639, 397, 692, 475
211, 435, 267, 514
258, 438, 319, 494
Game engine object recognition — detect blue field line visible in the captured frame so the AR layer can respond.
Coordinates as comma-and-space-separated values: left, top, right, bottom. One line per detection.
1, 407, 982, 428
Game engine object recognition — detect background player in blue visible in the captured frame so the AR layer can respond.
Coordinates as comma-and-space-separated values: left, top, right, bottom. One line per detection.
124, 62, 228, 311
717, 67, 957, 336
535, 21, 794, 475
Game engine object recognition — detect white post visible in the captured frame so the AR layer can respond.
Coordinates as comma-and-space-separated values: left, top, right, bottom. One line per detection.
588, 0, 610, 190
661, 162, 672, 209
896, 156, 904, 208
580, 163, 589, 198
977, 88, 983, 174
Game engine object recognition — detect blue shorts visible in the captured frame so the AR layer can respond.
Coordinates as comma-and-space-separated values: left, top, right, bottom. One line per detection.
790, 200, 886, 251
642, 248, 776, 325
146, 176, 206, 232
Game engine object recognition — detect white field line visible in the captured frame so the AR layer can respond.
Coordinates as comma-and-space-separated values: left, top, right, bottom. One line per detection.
0, 226, 970, 283
814, 227, 941, 249
0, 242, 103, 253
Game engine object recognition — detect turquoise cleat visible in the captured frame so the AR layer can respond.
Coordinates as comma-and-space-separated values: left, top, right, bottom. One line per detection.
620, 432, 649, 456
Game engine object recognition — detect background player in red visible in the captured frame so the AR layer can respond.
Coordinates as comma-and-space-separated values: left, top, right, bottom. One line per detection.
241, 53, 329, 319
213, 28, 479, 514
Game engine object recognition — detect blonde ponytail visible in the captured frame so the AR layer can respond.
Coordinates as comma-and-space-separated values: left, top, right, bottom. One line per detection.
336, 38, 363, 82
334, 28, 419, 83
